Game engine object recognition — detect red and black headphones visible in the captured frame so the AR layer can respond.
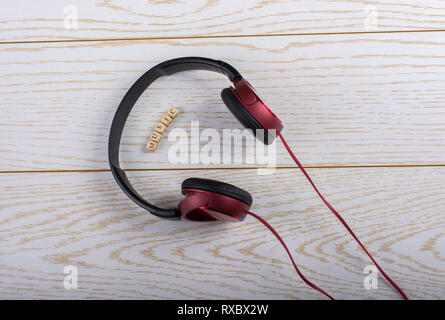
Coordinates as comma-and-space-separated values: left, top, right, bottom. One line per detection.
109, 57, 282, 222
108, 57, 409, 300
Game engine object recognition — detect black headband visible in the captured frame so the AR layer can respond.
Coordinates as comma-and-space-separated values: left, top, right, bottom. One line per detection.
108, 57, 242, 219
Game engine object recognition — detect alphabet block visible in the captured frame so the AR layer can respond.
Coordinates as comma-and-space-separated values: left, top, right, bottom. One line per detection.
154, 121, 167, 134
168, 106, 179, 118
150, 131, 162, 142
146, 140, 158, 152
161, 114, 172, 126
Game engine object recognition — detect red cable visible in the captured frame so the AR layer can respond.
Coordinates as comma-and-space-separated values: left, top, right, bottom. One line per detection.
246, 210, 334, 300
277, 131, 408, 300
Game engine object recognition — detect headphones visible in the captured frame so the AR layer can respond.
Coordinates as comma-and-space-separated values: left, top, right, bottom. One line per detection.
108, 57, 282, 222
108, 57, 409, 300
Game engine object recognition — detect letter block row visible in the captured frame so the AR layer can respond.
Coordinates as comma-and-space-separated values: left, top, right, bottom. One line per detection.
146, 106, 179, 151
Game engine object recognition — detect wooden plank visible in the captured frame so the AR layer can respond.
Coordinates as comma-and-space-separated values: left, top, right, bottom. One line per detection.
1, 32, 445, 171
0, 167, 443, 299
1, 1, 445, 43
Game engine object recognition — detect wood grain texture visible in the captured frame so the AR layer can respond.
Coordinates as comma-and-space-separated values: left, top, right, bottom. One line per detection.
0, 167, 443, 299
2, 0, 445, 301
1, 32, 445, 171
1, 1, 445, 43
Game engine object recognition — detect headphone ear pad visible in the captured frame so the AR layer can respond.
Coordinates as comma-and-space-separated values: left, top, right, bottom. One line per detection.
221, 88, 272, 145
182, 178, 252, 206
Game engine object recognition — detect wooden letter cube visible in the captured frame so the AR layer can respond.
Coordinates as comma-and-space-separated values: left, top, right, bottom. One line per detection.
161, 114, 172, 126
150, 131, 162, 142
167, 106, 179, 118
146, 140, 158, 152
154, 121, 167, 134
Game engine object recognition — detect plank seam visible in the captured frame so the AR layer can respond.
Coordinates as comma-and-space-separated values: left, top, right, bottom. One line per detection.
1, 29, 445, 46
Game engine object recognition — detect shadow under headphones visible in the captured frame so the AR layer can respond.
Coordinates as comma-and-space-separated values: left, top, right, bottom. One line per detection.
108, 57, 283, 222
108, 57, 409, 300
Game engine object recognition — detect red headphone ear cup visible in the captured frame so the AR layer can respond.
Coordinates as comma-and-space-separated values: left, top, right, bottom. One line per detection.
221, 88, 274, 145
178, 178, 252, 222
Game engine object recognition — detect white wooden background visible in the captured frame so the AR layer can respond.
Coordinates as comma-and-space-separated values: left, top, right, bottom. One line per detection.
0, 1, 444, 300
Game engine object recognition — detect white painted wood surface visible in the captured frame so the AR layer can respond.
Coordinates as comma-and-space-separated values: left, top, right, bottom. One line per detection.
0, 168, 444, 299
1, 32, 445, 171
1, 1, 444, 42
0, 1, 444, 300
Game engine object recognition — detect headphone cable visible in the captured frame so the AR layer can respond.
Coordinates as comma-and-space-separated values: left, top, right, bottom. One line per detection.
275, 131, 408, 300
246, 210, 334, 300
